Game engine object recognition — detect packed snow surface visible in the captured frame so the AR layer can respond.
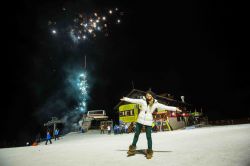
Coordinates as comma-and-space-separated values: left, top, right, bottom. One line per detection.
1, 124, 250, 166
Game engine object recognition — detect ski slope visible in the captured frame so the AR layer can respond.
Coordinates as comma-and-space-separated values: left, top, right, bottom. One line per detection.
1, 124, 250, 166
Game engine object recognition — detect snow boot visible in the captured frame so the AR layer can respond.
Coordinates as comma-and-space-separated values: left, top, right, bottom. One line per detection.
127, 145, 136, 155
146, 149, 153, 159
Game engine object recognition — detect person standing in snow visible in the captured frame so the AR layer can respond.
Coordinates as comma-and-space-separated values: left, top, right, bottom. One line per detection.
45, 130, 52, 145
124, 123, 128, 133
107, 125, 111, 134
54, 128, 59, 141
100, 124, 105, 134
120, 90, 182, 159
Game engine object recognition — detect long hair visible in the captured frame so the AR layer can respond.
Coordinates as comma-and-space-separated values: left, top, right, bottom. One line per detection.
146, 90, 156, 106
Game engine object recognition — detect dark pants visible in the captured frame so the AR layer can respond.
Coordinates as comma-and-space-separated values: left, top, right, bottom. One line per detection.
54, 135, 59, 140
45, 139, 52, 145
132, 123, 152, 150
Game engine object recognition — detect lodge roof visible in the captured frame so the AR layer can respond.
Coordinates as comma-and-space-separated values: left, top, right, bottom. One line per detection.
114, 89, 191, 110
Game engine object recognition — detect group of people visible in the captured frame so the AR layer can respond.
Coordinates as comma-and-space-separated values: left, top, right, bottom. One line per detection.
45, 128, 60, 145
100, 123, 131, 135
113, 123, 129, 134
100, 124, 111, 134
41, 89, 181, 160
152, 121, 168, 132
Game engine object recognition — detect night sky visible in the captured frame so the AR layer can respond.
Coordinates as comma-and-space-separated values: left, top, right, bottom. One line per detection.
1, 0, 249, 147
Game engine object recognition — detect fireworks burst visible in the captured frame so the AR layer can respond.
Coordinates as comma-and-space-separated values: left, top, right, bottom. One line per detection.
48, 7, 123, 43
76, 72, 88, 113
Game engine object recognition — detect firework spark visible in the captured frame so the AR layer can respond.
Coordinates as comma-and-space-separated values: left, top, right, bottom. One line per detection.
49, 7, 123, 43
52, 29, 57, 34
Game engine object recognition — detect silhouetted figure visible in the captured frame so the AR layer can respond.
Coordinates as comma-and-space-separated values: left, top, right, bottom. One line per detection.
107, 125, 111, 134
100, 124, 105, 134
45, 130, 52, 145
54, 128, 59, 141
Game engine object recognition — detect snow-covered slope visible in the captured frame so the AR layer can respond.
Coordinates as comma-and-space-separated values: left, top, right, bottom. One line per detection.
1, 124, 250, 166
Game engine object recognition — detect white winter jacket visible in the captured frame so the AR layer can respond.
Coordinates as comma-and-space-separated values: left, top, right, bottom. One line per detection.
123, 97, 178, 126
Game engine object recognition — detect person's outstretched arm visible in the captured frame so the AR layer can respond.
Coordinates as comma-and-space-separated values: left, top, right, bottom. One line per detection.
156, 103, 182, 112
120, 97, 144, 105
